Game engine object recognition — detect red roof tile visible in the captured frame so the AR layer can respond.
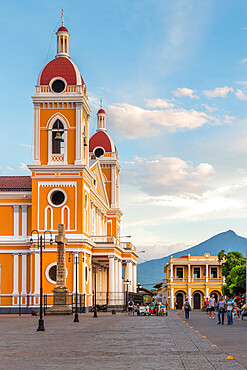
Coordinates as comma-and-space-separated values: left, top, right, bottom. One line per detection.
0, 176, 32, 191
40, 57, 77, 85
89, 131, 113, 152
57, 26, 69, 32
97, 108, 106, 114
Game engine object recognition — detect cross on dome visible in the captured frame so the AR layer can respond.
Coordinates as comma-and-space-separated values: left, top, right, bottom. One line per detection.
56, 10, 70, 57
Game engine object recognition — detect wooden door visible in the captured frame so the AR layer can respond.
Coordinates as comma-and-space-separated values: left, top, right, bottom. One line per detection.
193, 293, 201, 309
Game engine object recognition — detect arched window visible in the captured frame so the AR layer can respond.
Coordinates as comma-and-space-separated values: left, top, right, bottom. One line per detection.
52, 120, 64, 154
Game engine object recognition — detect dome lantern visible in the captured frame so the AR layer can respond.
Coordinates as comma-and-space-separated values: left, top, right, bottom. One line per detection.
56, 10, 70, 58
97, 99, 107, 132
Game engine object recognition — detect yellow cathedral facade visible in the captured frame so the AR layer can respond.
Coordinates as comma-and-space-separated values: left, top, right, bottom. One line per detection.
0, 18, 138, 313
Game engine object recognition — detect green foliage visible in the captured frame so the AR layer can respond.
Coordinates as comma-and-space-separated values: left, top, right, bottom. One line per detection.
218, 250, 246, 297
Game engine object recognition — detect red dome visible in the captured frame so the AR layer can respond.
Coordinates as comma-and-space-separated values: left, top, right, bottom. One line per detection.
97, 108, 106, 114
89, 131, 115, 153
38, 57, 83, 86
57, 26, 69, 32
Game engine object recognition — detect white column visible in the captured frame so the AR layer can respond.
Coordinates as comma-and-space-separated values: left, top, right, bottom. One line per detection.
118, 259, 122, 293
111, 164, 116, 207
73, 252, 79, 293
188, 264, 191, 282
126, 261, 133, 292
21, 206, 27, 238
109, 256, 115, 305
188, 288, 191, 306
206, 264, 209, 283
170, 288, 174, 309
34, 251, 40, 296
115, 258, 119, 304
13, 206, 19, 238
12, 254, 19, 305
170, 264, 173, 282
205, 287, 209, 299
82, 253, 86, 294
132, 263, 137, 293
33, 102, 40, 165
21, 254, 27, 294
74, 102, 83, 165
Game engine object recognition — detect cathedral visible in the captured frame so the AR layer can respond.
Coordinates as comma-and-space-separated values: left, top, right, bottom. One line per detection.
0, 17, 138, 312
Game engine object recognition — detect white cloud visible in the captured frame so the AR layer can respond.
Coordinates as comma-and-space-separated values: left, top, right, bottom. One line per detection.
146, 98, 174, 109
107, 103, 210, 139
123, 155, 215, 196
6, 166, 14, 172
203, 86, 234, 98
235, 89, 247, 100
241, 58, 247, 63
19, 162, 28, 171
172, 87, 199, 99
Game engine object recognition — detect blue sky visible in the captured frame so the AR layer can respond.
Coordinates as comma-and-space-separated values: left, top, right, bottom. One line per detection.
2, 1, 247, 260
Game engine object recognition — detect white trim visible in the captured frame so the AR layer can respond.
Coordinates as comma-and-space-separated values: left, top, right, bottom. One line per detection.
49, 77, 67, 94
44, 205, 53, 230
13, 206, 19, 237
47, 113, 69, 165
48, 188, 67, 208
45, 262, 68, 285
21, 206, 27, 237
61, 205, 70, 230
12, 254, 19, 295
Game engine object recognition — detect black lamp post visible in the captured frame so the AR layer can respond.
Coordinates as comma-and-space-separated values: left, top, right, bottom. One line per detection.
69, 253, 79, 323
124, 279, 131, 307
93, 265, 97, 317
30, 230, 53, 332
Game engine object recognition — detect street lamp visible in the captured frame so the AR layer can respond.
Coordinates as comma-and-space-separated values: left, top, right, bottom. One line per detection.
124, 279, 131, 307
30, 230, 53, 332
68, 253, 79, 323
93, 265, 97, 318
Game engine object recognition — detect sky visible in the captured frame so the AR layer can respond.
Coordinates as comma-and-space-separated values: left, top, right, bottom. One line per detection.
2, 1, 247, 261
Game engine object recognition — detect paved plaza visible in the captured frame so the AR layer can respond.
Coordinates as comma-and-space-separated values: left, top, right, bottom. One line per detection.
0, 311, 245, 369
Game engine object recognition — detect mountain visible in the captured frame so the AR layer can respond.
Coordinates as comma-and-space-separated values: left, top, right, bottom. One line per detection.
137, 230, 247, 288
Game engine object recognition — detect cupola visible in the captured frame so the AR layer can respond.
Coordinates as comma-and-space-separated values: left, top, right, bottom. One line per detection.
56, 10, 70, 58
97, 107, 106, 132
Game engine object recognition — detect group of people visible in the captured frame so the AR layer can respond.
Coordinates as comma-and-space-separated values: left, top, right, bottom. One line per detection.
205, 293, 247, 324
127, 300, 168, 316
183, 293, 247, 324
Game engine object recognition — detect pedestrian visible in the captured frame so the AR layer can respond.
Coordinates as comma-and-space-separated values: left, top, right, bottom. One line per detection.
183, 298, 191, 319
132, 302, 136, 316
226, 297, 234, 325
128, 300, 134, 315
205, 297, 209, 314
208, 294, 216, 319
136, 303, 140, 316
175, 301, 177, 310
217, 295, 227, 325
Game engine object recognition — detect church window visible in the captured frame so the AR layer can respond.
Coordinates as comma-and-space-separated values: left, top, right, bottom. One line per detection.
51, 79, 66, 93
49, 189, 66, 207
52, 120, 64, 154
94, 147, 104, 158
48, 265, 57, 283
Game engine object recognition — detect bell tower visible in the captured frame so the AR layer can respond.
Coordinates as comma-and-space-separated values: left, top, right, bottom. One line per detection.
28, 12, 91, 234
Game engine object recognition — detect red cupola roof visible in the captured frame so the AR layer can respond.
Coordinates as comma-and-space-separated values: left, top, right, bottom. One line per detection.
57, 26, 69, 32
37, 57, 84, 86
97, 108, 106, 114
89, 131, 116, 153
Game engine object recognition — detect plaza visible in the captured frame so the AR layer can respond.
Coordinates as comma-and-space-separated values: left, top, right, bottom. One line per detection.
0, 311, 245, 369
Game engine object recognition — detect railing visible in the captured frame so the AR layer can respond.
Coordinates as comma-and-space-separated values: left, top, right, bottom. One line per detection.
173, 278, 188, 283
91, 236, 136, 251
36, 85, 83, 94
51, 154, 64, 163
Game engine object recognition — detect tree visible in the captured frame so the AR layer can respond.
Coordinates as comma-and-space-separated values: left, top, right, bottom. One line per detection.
218, 250, 246, 297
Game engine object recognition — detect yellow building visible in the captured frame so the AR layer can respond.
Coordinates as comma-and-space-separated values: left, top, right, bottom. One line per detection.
0, 17, 138, 313
163, 253, 224, 309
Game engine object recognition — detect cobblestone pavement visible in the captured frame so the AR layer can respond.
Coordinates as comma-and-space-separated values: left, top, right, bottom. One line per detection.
0, 312, 245, 369
176, 309, 247, 369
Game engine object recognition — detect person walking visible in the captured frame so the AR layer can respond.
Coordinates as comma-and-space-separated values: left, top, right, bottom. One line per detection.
217, 295, 227, 325
183, 298, 191, 320
205, 297, 209, 314
128, 300, 134, 315
226, 297, 234, 325
208, 294, 216, 319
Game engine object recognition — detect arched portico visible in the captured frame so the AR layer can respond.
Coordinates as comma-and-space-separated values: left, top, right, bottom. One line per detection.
192, 290, 203, 309
175, 290, 186, 309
